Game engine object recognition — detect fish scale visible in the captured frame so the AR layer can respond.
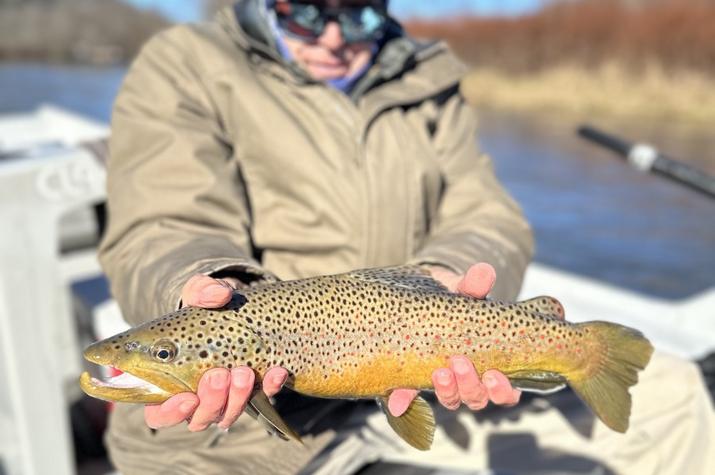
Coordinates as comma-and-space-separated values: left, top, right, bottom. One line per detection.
80, 265, 653, 450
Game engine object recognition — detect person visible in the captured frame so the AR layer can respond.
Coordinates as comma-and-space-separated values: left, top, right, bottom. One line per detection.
98, 1, 715, 474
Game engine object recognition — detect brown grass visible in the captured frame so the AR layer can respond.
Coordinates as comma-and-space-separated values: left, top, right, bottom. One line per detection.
460, 62, 715, 123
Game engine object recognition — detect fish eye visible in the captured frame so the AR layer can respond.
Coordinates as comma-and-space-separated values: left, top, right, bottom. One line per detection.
151, 341, 177, 362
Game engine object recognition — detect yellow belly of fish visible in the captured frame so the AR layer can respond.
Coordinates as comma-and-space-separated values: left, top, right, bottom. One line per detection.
291, 352, 450, 398
288, 342, 586, 399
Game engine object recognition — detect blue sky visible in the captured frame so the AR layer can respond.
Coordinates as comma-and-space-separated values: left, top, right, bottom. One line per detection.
122, 0, 545, 22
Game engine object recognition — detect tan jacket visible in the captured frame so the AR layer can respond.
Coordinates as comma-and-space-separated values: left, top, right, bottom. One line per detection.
99, 2, 533, 326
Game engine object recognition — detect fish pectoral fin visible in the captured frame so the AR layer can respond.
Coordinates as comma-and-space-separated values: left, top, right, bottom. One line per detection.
248, 391, 303, 445
514, 296, 565, 319
378, 394, 435, 451
507, 370, 568, 395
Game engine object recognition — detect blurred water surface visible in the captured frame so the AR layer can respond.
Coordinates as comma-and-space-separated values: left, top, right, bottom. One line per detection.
1, 63, 713, 299
478, 110, 715, 299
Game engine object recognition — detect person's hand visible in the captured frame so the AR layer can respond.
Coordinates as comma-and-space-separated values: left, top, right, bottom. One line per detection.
387, 263, 522, 417
144, 274, 289, 431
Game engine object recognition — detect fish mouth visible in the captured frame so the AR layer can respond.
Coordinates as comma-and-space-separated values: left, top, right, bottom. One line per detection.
80, 348, 193, 404
79, 370, 175, 403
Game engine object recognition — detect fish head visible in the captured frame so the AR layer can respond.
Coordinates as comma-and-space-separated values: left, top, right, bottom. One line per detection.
80, 305, 256, 403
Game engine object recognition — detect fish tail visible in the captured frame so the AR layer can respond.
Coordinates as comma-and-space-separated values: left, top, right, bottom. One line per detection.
568, 321, 654, 433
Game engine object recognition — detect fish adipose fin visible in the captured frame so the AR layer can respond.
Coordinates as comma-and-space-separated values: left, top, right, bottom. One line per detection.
378, 394, 435, 451
247, 391, 303, 444
570, 322, 654, 433
514, 296, 565, 319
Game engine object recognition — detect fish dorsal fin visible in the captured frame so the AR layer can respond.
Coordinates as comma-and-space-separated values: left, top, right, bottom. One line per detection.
345, 266, 450, 294
378, 394, 436, 451
247, 391, 303, 444
513, 296, 565, 319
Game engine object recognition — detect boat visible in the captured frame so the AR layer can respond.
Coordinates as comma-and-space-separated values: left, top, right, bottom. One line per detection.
1, 105, 712, 475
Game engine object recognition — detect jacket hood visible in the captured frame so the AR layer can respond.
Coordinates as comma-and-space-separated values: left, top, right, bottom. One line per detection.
218, 0, 455, 99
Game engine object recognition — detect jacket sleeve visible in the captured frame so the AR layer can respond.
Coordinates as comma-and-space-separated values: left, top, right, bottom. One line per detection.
98, 28, 272, 326
409, 91, 534, 300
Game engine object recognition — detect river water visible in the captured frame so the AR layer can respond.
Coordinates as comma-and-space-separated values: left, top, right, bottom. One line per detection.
1, 63, 713, 299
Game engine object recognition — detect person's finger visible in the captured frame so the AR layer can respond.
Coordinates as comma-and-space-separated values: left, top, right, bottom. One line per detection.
432, 367, 460, 410
144, 393, 198, 429
482, 369, 522, 406
456, 263, 496, 299
217, 367, 255, 430
450, 356, 489, 411
388, 389, 419, 417
187, 368, 231, 432
262, 367, 288, 398
181, 275, 234, 308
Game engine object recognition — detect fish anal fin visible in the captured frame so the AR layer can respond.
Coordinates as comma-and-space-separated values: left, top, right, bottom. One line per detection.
249, 391, 303, 445
515, 296, 565, 319
507, 370, 568, 395
378, 394, 435, 451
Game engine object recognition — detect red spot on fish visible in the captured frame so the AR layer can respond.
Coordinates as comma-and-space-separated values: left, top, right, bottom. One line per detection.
435, 335, 441, 341
556, 344, 563, 350
495, 339, 500, 344
540, 335, 545, 340
405, 335, 410, 341
464, 338, 472, 346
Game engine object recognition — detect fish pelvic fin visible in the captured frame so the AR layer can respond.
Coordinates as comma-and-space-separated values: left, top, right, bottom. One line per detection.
378, 394, 435, 451
248, 391, 303, 445
569, 321, 654, 433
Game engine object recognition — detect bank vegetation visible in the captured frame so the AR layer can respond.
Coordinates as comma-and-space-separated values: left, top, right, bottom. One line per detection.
406, 0, 715, 122
0, 0, 169, 64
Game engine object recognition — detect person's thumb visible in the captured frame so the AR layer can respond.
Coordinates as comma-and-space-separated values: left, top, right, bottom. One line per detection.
181, 274, 234, 308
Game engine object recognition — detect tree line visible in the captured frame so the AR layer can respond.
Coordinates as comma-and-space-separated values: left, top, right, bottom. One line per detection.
0, 0, 169, 64
405, 0, 715, 74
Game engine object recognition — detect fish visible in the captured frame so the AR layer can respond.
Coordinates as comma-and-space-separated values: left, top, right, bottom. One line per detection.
80, 265, 654, 450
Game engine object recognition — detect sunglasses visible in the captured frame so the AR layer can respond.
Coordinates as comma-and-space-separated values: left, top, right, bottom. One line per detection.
274, 1, 389, 44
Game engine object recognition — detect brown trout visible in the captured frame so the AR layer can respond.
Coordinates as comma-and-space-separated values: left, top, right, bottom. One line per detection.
80, 266, 654, 450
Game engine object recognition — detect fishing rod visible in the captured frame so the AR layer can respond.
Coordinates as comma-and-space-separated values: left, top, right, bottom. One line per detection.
577, 125, 715, 199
